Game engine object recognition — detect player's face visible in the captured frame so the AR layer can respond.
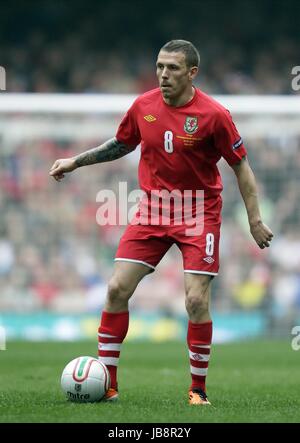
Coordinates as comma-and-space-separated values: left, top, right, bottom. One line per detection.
156, 50, 198, 101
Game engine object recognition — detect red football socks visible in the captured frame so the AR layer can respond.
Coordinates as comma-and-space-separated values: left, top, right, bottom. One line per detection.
98, 310, 129, 389
187, 320, 212, 393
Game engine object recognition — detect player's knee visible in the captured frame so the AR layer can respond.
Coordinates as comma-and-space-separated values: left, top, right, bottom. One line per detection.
185, 293, 209, 316
107, 278, 132, 303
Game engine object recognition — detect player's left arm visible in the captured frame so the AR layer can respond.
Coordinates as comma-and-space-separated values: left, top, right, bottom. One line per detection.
231, 156, 274, 249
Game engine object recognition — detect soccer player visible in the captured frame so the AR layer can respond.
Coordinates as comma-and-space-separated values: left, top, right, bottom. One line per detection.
50, 40, 273, 405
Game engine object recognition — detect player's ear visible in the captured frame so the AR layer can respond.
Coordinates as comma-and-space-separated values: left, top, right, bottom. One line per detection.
189, 66, 198, 80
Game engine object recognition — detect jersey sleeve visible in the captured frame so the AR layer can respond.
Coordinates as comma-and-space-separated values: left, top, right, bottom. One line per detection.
115, 102, 141, 149
213, 109, 247, 165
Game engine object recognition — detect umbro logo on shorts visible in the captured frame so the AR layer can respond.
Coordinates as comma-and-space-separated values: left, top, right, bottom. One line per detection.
203, 257, 215, 264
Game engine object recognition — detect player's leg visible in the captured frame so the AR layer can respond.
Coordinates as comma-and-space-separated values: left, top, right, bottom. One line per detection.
104, 260, 152, 312
174, 221, 220, 405
98, 223, 172, 400
184, 272, 213, 405
98, 261, 152, 400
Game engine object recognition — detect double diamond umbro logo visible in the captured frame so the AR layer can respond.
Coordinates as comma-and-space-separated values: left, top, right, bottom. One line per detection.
203, 256, 215, 264
192, 353, 203, 361
144, 114, 156, 122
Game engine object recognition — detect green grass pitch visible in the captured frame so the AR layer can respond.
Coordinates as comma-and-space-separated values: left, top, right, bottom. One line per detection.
0, 340, 299, 423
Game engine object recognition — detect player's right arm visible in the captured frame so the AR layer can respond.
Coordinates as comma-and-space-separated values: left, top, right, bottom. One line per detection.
49, 137, 134, 181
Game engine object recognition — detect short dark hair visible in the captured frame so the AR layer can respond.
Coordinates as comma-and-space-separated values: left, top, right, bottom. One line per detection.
160, 40, 200, 68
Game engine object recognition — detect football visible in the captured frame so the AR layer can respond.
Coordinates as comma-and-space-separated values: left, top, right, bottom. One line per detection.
61, 356, 110, 403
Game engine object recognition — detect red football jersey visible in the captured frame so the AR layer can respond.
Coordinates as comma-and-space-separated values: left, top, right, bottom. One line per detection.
116, 87, 247, 222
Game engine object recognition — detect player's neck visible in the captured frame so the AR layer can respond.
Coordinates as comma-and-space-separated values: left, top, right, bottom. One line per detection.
163, 85, 195, 107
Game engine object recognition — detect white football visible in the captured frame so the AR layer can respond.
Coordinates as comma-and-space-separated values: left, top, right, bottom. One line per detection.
61, 356, 110, 403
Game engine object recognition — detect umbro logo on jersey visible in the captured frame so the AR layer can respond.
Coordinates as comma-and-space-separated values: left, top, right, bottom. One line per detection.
203, 256, 214, 264
144, 114, 156, 122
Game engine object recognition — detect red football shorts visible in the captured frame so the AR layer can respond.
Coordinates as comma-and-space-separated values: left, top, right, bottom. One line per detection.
115, 221, 220, 276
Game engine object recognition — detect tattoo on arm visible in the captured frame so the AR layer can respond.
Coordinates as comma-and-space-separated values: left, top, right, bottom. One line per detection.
74, 137, 133, 167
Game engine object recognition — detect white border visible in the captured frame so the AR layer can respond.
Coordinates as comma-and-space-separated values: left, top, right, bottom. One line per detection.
114, 258, 155, 270
0, 94, 299, 114
184, 270, 218, 276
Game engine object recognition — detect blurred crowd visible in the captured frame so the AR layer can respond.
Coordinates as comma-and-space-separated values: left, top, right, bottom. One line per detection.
0, 128, 300, 323
2, 32, 299, 95
0, 0, 299, 95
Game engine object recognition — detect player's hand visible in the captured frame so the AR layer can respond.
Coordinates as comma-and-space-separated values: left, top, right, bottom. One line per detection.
49, 158, 77, 181
250, 221, 274, 249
